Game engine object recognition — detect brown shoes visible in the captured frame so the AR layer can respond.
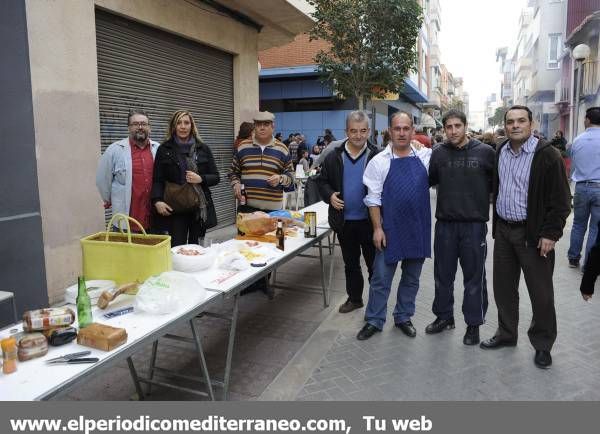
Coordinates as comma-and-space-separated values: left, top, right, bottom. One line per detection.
338, 299, 364, 313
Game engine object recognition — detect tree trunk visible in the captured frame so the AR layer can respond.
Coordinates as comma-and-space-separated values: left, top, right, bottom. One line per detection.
357, 93, 364, 110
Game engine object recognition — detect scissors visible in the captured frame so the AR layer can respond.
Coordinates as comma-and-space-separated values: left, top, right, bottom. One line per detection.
45, 350, 99, 365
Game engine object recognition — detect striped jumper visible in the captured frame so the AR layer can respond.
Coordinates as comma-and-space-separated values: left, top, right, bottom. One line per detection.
229, 137, 295, 211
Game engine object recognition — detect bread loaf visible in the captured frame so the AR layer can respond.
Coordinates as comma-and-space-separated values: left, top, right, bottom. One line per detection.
22, 307, 76, 332
97, 282, 138, 309
77, 323, 127, 351
17, 332, 48, 361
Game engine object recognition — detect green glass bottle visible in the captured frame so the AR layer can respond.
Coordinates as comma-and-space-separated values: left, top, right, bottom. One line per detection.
76, 276, 93, 329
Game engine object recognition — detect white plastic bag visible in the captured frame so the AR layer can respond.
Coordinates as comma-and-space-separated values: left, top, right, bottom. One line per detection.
134, 271, 206, 315
218, 252, 249, 271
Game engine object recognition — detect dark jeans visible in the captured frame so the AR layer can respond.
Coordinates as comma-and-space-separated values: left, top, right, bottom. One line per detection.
433, 221, 488, 326
336, 220, 376, 303
169, 212, 205, 247
493, 220, 557, 351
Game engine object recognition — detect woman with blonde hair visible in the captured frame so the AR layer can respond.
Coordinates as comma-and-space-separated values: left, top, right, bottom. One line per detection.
152, 110, 220, 246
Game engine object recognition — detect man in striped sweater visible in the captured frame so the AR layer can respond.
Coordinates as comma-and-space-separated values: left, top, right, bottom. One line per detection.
229, 111, 294, 212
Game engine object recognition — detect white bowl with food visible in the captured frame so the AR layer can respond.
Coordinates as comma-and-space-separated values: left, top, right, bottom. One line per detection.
171, 244, 216, 272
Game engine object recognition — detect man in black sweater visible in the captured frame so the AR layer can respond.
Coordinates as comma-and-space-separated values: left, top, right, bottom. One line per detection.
426, 110, 495, 345
317, 111, 379, 313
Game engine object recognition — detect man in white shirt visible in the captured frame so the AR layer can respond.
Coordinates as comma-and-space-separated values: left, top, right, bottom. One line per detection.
357, 112, 432, 340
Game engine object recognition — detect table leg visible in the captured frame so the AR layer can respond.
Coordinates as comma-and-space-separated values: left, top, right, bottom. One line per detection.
12, 294, 18, 325
318, 239, 329, 308
222, 294, 239, 400
326, 237, 336, 308
146, 340, 159, 396
126, 356, 145, 401
189, 319, 215, 401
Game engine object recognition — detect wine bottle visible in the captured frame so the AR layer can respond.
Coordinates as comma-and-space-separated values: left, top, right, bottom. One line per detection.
240, 184, 247, 206
76, 276, 93, 329
276, 219, 285, 251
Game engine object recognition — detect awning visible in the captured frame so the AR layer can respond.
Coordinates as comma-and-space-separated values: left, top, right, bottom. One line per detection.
420, 113, 437, 128
401, 78, 428, 104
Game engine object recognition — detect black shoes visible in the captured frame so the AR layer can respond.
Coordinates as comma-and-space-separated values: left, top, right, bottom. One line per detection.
534, 350, 552, 369
357, 323, 381, 341
569, 258, 580, 268
425, 317, 455, 334
479, 335, 517, 349
338, 299, 364, 314
395, 320, 417, 338
463, 325, 480, 346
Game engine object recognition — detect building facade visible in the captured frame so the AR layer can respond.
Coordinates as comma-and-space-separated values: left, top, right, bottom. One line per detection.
258, 0, 441, 144
510, 0, 567, 137
497, 47, 515, 107
555, 0, 600, 141
0, 0, 311, 319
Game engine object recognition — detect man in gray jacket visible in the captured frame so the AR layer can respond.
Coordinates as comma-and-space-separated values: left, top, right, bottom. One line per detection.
96, 109, 160, 231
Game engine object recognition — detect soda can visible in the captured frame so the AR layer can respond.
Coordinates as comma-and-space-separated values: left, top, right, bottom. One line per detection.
304, 211, 317, 238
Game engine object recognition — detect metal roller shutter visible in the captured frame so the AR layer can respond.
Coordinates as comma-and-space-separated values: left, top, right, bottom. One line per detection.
95, 9, 235, 228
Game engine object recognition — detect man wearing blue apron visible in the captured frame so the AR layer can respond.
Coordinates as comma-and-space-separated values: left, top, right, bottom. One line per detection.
358, 112, 432, 340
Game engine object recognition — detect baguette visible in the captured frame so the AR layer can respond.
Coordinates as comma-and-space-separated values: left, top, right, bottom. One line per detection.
97, 282, 139, 309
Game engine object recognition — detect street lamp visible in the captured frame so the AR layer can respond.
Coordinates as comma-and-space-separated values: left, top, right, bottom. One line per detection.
571, 43, 591, 140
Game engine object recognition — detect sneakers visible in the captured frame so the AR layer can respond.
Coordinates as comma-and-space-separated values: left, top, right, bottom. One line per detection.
425, 317, 455, 334
463, 325, 480, 345
569, 258, 580, 268
338, 299, 364, 313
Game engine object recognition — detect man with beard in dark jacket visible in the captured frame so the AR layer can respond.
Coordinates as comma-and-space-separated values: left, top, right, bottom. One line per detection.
426, 110, 495, 346
480, 105, 570, 370
317, 111, 379, 313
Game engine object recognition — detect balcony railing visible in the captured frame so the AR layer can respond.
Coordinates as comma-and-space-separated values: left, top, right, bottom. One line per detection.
515, 57, 532, 76
582, 60, 599, 97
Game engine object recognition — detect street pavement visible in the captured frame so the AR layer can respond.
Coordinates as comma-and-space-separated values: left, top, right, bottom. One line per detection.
60, 191, 600, 401
262, 190, 600, 401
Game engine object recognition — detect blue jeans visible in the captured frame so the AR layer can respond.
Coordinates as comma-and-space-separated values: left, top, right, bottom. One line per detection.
568, 182, 600, 264
365, 251, 425, 329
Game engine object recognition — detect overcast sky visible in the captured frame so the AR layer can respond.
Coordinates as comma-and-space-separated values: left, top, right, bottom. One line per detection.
439, 0, 526, 116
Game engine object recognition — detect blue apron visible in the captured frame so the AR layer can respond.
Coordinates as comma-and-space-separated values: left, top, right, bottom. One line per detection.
381, 152, 431, 264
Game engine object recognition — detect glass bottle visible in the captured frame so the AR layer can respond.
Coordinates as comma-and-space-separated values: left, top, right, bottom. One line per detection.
276, 219, 285, 251
240, 184, 247, 206
76, 276, 93, 329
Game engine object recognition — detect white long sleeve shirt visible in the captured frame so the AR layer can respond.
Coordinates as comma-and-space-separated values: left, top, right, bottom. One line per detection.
363, 144, 432, 207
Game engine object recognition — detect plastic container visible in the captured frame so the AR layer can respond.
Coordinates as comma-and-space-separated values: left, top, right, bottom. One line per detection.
2, 337, 17, 374
171, 244, 216, 272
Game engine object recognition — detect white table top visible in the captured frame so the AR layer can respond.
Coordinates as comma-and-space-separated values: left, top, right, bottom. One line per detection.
0, 289, 220, 401
188, 201, 331, 293
0, 202, 332, 401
